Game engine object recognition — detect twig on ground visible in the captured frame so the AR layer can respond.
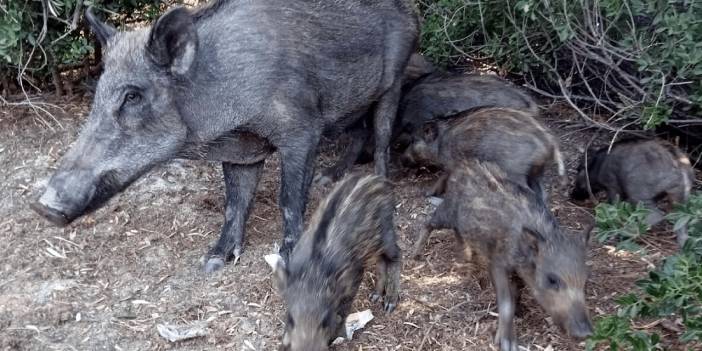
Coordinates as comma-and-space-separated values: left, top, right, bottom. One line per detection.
416, 300, 469, 351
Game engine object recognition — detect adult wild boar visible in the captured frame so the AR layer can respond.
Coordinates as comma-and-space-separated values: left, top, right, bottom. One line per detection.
30, 1, 418, 273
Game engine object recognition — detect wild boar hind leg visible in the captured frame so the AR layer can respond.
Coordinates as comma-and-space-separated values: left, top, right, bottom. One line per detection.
425, 172, 449, 197
412, 200, 455, 260
204, 161, 264, 273
373, 82, 402, 177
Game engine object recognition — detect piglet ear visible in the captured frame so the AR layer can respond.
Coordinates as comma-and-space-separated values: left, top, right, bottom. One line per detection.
519, 228, 545, 258
85, 7, 116, 47
147, 7, 198, 75
421, 122, 439, 142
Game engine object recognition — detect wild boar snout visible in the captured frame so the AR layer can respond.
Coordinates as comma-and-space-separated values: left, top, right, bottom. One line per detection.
33, 169, 98, 225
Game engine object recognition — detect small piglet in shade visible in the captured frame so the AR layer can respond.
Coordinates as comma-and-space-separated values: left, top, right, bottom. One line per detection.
571, 138, 695, 246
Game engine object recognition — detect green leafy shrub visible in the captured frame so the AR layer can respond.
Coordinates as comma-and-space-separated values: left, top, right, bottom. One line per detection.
667, 193, 702, 237
587, 315, 661, 351
0, 0, 171, 94
594, 201, 651, 252
417, 0, 702, 130
587, 193, 702, 350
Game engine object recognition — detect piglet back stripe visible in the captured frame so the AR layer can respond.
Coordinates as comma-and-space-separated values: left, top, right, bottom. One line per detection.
310, 173, 367, 252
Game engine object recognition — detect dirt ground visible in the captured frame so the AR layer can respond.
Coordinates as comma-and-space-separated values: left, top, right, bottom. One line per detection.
0, 95, 699, 351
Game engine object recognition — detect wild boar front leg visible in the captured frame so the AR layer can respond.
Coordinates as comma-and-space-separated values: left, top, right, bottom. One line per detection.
491, 263, 519, 351
204, 161, 263, 273
372, 224, 401, 312
278, 132, 320, 262
379, 249, 402, 313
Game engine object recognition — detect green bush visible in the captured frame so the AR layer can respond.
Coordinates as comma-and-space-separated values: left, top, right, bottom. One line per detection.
594, 201, 651, 252
587, 193, 702, 350
587, 315, 661, 351
418, 0, 702, 130
0, 0, 168, 94
4, 0, 702, 131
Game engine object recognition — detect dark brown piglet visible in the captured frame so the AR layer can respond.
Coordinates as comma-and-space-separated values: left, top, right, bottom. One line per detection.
402, 107, 565, 200
414, 160, 592, 351
273, 174, 400, 351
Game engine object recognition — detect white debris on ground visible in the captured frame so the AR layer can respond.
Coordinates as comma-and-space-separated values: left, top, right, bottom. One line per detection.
264, 253, 284, 270
344, 309, 374, 340
264, 254, 375, 345
156, 322, 208, 343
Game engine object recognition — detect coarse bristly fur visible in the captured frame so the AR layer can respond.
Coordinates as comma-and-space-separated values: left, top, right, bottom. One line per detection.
316, 64, 540, 184
273, 173, 401, 351
32, 0, 419, 273
571, 137, 695, 247
401, 107, 566, 200
413, 159, 592, 351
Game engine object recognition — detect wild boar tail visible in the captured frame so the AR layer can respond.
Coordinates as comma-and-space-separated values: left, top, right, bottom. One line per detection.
553, 145, 568, 189
661, 141, 693, 200
682, 164, 692, 203
554, 147, 565, 177
524, 95, 540, 116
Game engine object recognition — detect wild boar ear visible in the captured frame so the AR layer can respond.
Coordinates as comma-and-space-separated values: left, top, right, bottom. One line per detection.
85, 7, 116, 47
147, 7, 198, 75
404, 53, 436, 81
585, 146, 599, 162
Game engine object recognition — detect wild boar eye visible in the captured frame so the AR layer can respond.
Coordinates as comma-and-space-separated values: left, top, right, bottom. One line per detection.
124, 91, 141, 105
320, 311, 333, 328
546, 273, 562, 290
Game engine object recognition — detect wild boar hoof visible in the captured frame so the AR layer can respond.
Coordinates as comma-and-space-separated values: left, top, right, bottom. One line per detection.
204, 256, 225, 273
232, 246, 243, 265
313, 173, 333, 187
369, 292, 381, 304
384, 301, 397, 314
496, 335, 519, 351
411, 249, 424, 261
